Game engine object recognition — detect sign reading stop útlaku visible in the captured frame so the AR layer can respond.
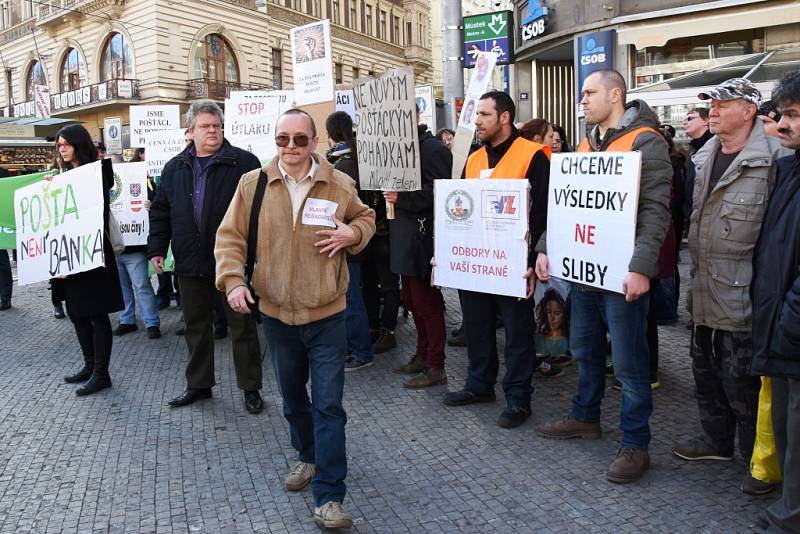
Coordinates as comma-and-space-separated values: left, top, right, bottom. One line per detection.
545, 152, 641, 294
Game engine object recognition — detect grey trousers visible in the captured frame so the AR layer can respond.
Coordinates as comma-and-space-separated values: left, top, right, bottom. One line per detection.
766, 377, 800, 533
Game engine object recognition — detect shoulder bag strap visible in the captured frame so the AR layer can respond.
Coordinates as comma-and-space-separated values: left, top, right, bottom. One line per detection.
244, 171, 268, 283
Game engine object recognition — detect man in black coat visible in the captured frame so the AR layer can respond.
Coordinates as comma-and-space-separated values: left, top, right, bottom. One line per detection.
148, 100, 264, 413
751, 70, 800, 533
385, 116, 452, 389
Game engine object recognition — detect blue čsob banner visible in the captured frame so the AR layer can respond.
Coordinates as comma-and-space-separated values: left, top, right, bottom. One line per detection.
576, 30, 616, 99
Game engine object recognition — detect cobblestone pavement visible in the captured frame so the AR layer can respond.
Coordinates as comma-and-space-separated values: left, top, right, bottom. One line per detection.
0, 255, 771, 533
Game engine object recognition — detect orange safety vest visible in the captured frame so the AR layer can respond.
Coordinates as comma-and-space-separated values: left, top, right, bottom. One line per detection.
465, 137, 551, 179
577, 127, 659, 153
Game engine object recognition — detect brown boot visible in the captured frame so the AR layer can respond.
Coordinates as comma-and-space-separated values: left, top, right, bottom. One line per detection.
537, 416, 602, 440
607, 448, 650, 483
373, 328, 397, 354
403, 368, 447, 389
392, 354, 427, 375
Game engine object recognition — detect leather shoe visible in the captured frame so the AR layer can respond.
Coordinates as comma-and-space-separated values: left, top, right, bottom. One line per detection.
76, 373, 112, 396
443, 389, 496, 406
243, 390, 264, 414
497, 406, 531, 428
53, 303, 66, 319
168, 388, 212, 407
113, 323, 138, 336
64, 366, 93, 383
0, 300, 10, 310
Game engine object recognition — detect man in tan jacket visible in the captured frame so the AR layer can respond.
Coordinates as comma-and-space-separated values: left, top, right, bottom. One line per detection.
215, 109, 375, 529
673, 78, 777, 496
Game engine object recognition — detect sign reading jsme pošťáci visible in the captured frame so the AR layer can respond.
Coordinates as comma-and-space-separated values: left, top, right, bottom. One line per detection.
14, 162, 106, 285
545, 152, 641, 294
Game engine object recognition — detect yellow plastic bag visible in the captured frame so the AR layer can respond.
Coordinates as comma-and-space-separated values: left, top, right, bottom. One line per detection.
750, 377, 783, 483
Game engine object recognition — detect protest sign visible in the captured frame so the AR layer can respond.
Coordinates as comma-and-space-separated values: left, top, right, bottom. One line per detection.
225, 91, 293, 164
14, 162, 106, 285
34, 85, 51, 119
353, 67, 421, 192
129, 105, 180, 147
104, 117, 123, 155
335, 90, 356, 122
291, 20, 334, 106
415, 85, 435, 132
451, 52, 498, 179
545, 152, 641, 293
434, 179, 529, 298
110, 162, 148, 246
0, 170, 50, 249
144, 129, 186, 177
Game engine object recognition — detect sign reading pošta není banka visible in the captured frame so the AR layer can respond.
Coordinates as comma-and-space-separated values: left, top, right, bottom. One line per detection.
0, 171, 52, 250
14, 162, 106, 285
434, 179, 529, 298
545, 152, 641, 294
109, 162, 148, 247
353, 67, 421, 192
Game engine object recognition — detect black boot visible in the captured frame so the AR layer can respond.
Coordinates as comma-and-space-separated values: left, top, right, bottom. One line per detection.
53, 303, 66, 319
64, 366, 93, 383
76, 372, 112, 396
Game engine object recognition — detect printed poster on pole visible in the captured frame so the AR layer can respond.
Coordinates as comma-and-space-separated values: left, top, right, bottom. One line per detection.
291, 20, 334, 106
434, 178, 529, 298
109, 162, 148, 246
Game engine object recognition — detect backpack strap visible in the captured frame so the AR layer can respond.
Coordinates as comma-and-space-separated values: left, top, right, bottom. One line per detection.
244, 171, 268, 284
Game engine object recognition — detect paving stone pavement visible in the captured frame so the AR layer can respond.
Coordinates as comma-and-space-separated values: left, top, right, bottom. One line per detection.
0, 255, 771, 533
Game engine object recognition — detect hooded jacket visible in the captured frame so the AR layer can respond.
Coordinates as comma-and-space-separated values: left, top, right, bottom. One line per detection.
688, 120, 776, 332
536, 99, 672, 279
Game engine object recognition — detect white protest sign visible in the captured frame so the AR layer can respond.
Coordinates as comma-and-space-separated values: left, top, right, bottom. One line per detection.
353, 67, 421, 191
14, 162, 105, 285
546, 152, 642, 293
129, 105, 180, 147
415, 85, 435, 132
144, 129, 186, 177
110, 162, 148, 246
34, 85, 51, 119
301, 198, 338, 227
225, 91, 293, 164
335, 90, 356, 122
434, 179, 529, 298
104, 117, 123, 155
451, 52, 498, 179
291, 20, 334, 106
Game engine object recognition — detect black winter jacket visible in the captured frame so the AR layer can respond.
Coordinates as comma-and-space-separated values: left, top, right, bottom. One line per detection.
751, 150, 800, 380
389, 127, 452, 279
147, 140, 260, 278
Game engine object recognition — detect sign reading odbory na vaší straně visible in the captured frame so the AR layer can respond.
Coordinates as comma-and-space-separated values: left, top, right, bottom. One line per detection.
462, 11, 514, 68
14, 162, 106, 285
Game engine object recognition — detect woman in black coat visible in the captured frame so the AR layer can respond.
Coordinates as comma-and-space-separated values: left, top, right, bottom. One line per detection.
53, 125, 124, 396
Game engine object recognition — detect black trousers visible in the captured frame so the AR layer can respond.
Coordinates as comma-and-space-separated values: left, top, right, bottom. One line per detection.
0, 250, 10, 301
71, 314, 113, 374
177, 276, 262, 390
362, 235, 400, 331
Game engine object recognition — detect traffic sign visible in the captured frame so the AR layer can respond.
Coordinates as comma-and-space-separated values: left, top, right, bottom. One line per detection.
462, 11, 514, 68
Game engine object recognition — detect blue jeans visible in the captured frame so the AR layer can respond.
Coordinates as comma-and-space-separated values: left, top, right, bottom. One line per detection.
345, 262, 374, 363
569, 286, 652, 449
116, 252, 160, 327
261, 312, 348, 507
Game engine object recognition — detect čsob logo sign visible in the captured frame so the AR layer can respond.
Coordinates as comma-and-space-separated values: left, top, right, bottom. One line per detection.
580, 37, 607, 65
521, 0, 548, 42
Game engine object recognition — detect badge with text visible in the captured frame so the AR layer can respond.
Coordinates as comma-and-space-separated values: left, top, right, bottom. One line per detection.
302, 198, 338, 227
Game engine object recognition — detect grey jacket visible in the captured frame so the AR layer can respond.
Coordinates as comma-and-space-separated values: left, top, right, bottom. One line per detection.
536, 99, 672, 279
688, 121, 776, 332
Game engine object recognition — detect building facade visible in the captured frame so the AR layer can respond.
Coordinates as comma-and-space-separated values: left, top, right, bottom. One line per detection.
0, 0, 432, 144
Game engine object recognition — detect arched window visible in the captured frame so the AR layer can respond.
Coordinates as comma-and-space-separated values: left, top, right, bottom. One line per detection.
194, 34, 238, 84
60, 48, 86, 91
25, 60, 46, 101
100, 32, 133, 81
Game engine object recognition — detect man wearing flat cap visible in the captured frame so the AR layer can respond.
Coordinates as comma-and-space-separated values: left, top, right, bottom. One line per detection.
673, 78, 778, 496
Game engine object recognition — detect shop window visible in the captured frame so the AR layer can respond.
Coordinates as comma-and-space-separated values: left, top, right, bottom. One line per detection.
194, 34, 239, 85
101, 32, 134, 81
60, 48, 87, 92
272, 48, 282, 89
25, 60, 45, 101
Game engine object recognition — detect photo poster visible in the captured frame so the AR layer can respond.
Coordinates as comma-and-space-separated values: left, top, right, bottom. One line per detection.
110, 162, 148, 247
144, 129, 187, 178
451, 52, 498, 179
14, 162, 105, 285
225, 91, 293, 164
291, 19, 334, 107
129, 105, 181, 148
433, 178, 529, 298
415, 85, 435, 132
545, 152, 642, 294
353, 67, 421, 192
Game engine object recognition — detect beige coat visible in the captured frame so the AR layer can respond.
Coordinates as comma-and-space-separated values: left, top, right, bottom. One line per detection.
688, 122, 775, 332
215, 154, 376, 326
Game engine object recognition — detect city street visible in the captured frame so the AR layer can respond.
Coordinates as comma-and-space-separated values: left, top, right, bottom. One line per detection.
0, 259, 770, 533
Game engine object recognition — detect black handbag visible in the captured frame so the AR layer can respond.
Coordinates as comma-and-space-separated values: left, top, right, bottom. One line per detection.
243, 171, 268, 322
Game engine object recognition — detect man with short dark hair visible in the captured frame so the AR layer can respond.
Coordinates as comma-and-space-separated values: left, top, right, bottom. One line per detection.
148, 99, 265, 414
442, 90, 547, 430
682, 107, 713, 222
751, 69, 800, 531
535, 69, 672, 484
673, 78, 777, 496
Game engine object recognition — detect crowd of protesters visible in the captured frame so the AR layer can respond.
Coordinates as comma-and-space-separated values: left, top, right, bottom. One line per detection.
1, 67, 798, 532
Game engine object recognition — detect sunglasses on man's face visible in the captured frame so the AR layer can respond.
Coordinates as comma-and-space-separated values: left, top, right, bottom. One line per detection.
275, 134, 310, 147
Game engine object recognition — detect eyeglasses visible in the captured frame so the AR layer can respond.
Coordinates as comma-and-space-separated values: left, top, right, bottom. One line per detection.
275, 134, 310, 147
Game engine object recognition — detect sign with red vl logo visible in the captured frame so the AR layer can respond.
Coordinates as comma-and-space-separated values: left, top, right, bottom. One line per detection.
482, 190, 520, 219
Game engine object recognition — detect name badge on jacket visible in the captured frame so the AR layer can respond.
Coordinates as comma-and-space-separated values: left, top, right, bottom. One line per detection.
302, 198, 339, 227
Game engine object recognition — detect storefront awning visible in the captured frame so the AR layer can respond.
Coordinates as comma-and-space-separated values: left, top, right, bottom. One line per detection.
0, 117, 77, 126
617, 1, 800, 49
